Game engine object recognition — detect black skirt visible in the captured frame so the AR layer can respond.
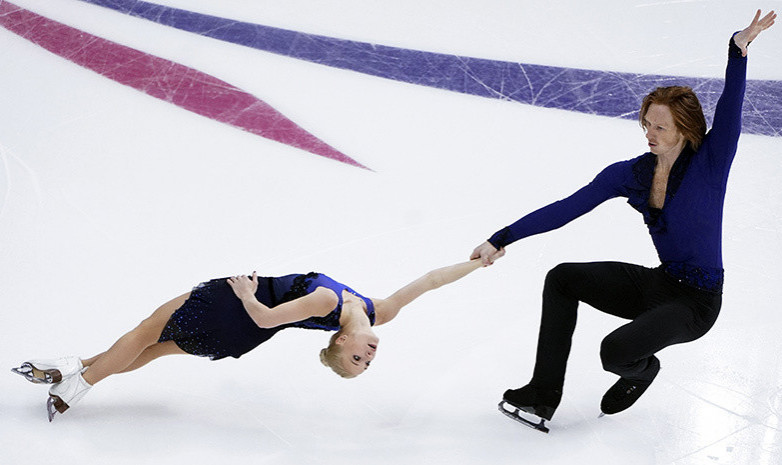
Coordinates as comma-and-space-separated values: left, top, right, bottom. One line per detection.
157, 277, 283, 360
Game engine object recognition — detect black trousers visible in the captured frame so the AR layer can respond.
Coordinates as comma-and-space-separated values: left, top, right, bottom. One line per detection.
530, 262, 722, 390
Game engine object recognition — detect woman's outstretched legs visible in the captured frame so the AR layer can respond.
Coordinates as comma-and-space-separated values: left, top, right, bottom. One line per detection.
82, 341, 186, 374
81, 292, 190, 385
45, 292, 192, 420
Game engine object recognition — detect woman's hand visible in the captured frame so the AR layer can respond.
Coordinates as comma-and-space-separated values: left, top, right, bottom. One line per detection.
734, 9, 776, 57
470, 241, 505, 266
227, 272, 259, 301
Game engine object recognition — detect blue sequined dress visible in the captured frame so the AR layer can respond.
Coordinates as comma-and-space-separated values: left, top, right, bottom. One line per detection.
157, 273, 376, 360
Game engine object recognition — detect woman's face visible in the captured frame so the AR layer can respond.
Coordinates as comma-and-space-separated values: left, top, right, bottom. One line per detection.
337, 331, 379, 377
643, 103, 686, 158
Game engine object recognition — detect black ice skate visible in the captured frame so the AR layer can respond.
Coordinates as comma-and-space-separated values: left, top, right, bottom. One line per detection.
11, 356, 83, 384
498, 385, 562, 434
600, 358, 660, 416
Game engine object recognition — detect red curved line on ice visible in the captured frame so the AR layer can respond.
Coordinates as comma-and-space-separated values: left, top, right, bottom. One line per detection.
0, 2, 368, 170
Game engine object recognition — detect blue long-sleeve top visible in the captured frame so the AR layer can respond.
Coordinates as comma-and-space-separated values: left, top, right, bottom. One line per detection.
488, 38, 747, 293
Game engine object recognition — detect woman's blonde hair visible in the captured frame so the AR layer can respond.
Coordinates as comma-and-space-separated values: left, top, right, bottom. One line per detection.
319, 331, 356, 379
639, 86, 707, 151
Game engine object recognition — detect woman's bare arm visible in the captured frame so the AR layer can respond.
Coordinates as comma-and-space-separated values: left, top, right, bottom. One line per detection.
228, 273, 337, 328
373, 259, 484, 326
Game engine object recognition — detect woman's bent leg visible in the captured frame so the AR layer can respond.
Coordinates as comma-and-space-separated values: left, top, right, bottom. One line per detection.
81, 292, 190, 385
118, 341, 187, 373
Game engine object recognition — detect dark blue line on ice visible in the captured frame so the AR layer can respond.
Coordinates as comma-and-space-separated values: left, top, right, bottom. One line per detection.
79, 0, 781, 137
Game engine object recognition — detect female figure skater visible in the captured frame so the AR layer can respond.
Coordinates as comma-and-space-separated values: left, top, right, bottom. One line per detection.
13, 258, 491, 421
471, 10, 776, 432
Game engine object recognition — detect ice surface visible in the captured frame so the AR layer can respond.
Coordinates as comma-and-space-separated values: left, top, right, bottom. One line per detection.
1, 1, 780, 464
74, 0, 782, 137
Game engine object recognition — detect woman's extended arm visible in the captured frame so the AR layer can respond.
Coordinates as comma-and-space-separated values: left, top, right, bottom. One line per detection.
373, 259, 484, 326
227, 273, 337, 328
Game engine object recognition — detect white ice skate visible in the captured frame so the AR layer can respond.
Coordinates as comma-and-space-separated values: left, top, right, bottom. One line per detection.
46, 372, 92, 422
11, 356, 84, 384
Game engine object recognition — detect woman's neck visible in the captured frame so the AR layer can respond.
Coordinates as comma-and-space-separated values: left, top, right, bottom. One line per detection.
339, 291, 370, 330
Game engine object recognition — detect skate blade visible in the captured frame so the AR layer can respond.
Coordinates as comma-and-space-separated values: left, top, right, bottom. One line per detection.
498, 401, 550, 433
11, 364, 60, 384
46, 395, 68, 422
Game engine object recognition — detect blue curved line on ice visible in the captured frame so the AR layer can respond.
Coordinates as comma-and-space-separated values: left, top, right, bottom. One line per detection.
78, 0, 781, 137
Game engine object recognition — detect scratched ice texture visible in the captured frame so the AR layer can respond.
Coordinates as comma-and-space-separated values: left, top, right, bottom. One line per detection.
0, 2, 366, 168
0, 1, 780, 465
79, 0, 781, 136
